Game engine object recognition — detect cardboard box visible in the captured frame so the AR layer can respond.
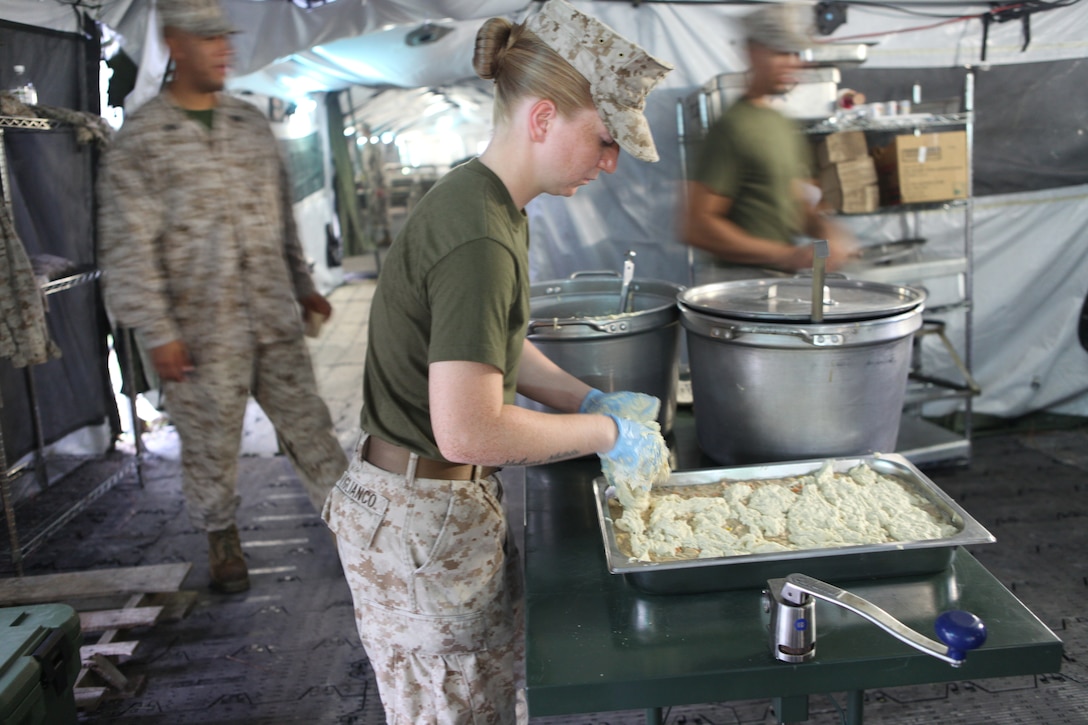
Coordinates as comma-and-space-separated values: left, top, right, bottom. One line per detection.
817, 155, 878, 213
824, 183, 880, 214
819, 156, 878, 189
815, 131, 869, 167
876, 131, 969, 204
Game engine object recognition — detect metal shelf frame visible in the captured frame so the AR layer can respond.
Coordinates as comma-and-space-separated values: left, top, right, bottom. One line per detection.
806, 96, 974, 396
803, 111, 972, 135
0, 115, 144, 574
836, 198, 969, 218
819, 69, 979, 465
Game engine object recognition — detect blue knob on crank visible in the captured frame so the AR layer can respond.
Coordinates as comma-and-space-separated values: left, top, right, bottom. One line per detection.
935, 610, 987, 662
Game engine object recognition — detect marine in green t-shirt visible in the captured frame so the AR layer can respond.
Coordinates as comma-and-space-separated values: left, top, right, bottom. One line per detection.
326, 7, 676, 723
361, 159, 530, 460
693, 98, 808, 246
680, 2, 855, 280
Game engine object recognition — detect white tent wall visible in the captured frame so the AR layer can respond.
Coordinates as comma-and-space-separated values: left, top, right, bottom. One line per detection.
814, 1, 1088, 68
12, 1, 1088, 69
848, 184, 1088, 420
0, 0, 527, 77
970, 187, 1088, 418
4, 0, 1087, 421
524, 1, 1088, 423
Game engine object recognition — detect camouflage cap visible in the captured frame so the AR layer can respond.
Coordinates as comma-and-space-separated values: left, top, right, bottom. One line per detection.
742, 2, 815, 54
159, 0, 239, 37
526, 0, 673, 163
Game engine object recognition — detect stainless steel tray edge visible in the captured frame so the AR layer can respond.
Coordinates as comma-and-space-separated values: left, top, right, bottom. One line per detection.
593, 453, 995, 577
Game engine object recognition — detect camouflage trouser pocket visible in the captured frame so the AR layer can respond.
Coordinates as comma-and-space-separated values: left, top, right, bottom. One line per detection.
330, 457, 390, 549
404, 477, 508, 617
324, 439, 515, 654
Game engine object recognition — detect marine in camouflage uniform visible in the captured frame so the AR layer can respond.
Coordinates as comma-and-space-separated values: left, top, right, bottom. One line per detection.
97, 0, 348, 592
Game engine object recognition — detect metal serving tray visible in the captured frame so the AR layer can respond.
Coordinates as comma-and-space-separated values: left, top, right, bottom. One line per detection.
593, 453, 994, 594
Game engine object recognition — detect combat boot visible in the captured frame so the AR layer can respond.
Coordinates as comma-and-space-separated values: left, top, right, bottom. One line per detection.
208, 525, 249, 593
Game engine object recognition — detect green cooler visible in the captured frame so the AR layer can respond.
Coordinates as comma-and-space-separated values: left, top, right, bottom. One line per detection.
0, 604, 82, 725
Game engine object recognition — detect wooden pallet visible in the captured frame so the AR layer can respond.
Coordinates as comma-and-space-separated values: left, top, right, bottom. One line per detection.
0, 563, 195, 711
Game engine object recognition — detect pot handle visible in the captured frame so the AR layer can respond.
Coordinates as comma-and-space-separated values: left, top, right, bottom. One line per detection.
527, 318, 634, 335
709, 322, 846, 347
791, 271, 848, 280
570, 270, 621, 279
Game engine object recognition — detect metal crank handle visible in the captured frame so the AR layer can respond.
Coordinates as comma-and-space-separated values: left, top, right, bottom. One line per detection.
775, 573, 987, 667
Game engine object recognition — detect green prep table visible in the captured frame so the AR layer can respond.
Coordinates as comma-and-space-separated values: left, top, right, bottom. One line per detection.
522, 418, 1064, 724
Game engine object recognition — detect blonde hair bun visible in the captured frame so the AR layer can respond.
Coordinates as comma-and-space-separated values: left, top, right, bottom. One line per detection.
473, 17, 514, 81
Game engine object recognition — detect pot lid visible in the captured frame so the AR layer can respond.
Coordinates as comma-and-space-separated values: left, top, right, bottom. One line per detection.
678, 278, 925, 322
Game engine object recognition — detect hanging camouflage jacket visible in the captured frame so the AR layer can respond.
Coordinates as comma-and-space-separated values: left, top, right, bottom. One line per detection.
0, 203, 60, 372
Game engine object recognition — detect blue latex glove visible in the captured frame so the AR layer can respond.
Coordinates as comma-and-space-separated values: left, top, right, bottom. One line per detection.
579, 388, 660, 425
599, 414, 671, 510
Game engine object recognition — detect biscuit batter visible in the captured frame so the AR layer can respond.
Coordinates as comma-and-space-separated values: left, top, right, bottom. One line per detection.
612, 461, 957, 562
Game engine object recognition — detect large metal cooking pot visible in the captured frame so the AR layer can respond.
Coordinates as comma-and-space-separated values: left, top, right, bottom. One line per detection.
527, 273, 684, 434
680, 277, 925, 463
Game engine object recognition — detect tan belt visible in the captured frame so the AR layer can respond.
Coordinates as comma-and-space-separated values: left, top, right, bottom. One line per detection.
362, 436, 500, 481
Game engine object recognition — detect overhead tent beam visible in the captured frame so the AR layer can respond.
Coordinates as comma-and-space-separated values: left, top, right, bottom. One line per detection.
343, 87, 447, 136
339, 79, 496, 138
221, 0, 528, 79
286, 53, 367, 87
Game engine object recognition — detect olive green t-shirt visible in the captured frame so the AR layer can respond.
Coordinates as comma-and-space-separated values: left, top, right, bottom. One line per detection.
183, 108, 214, 130
692, 99, 808, 245
360, 158, 530, 459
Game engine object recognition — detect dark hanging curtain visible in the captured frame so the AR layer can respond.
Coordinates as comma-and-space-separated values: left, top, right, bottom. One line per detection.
0, 18, 116, 464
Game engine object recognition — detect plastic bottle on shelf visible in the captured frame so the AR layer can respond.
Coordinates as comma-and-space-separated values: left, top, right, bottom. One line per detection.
10, 65, 38, 106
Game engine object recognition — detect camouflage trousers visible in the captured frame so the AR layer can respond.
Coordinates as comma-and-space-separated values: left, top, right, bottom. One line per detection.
323, 434, 525, 725
164, 337, 348, 531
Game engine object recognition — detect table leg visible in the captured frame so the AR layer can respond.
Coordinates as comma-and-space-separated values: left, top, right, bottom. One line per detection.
772, 695, 809, 723
645, 707, 663, 725
846, 690, 865, 724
